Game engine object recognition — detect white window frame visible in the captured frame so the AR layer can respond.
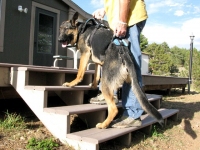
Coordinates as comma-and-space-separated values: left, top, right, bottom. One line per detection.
0, 0, 6, 52
29, 2, 60, 64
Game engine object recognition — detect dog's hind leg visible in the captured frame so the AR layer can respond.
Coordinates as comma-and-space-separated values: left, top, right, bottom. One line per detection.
63, 51, 91, 87
96, 82, 118, 129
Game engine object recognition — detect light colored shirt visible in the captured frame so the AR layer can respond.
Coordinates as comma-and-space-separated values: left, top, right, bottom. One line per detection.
104, 0, 148, 30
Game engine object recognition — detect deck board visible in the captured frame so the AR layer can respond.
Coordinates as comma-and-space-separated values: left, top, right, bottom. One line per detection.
25, 85, 97, 91
43, 94, 161, 114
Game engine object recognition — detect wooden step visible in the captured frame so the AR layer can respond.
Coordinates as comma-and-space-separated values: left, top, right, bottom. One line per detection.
44, 102, 121, 133
11, 66, 94, 87
146, 93, 162, 101
43, 94, 161, 115
25, 85, 97, 91
11, 66, 94, 74
146, 93, 162, 109
65, 108, 179, 149
0, 62, 75, 70
44, 102, 122, 115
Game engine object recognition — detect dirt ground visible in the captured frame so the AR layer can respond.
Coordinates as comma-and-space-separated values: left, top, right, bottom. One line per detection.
0, 90, 200, 150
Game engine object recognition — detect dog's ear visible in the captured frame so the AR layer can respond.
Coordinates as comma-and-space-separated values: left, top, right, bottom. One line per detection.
71, 12, 79, 26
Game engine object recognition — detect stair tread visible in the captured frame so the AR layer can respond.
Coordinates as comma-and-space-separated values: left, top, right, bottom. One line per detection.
44, 102, 122, 115
25, 85, 97, 91
146, 93, 162, 100
146, 94, 162, 101
11, 66, 94, 74
66, 108, 179, 144
43, 94, 161, 115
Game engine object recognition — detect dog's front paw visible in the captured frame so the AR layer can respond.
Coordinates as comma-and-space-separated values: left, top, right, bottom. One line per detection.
89, 83, 97, 89
63, 82, 69, 87
62, 82, 71, 87
63, 79, 79, 87
96, 123, 107, 129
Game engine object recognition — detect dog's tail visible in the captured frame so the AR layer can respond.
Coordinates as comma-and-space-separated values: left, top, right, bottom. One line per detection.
132, 78, 164, 126
123, 51, 164, 126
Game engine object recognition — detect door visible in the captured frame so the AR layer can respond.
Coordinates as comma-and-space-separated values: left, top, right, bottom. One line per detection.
33, 8, 57, 66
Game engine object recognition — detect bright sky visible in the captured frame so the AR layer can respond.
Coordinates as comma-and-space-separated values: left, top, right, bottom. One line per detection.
72, 0, 200, 50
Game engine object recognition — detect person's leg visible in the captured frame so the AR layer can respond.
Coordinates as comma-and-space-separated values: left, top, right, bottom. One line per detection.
89, 67, 118, 104
111, 20, 146, 128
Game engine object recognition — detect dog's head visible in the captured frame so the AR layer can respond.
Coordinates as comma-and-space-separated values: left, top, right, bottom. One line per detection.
58, 12, 79, 48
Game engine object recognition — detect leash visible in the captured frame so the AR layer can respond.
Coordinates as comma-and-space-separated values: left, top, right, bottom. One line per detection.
112, 36, 129, 47
111, 36, 130, 65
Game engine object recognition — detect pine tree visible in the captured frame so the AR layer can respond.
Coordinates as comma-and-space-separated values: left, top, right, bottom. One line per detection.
192, 48, 200, 91
144, 42, 172, 75
140, 33, 148, 51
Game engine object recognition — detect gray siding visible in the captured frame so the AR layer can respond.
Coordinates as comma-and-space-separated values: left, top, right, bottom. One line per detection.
0, 0, 69, 66
1, 0, 32, 64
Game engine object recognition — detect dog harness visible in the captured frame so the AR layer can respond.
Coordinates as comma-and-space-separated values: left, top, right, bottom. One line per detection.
77, 18, 109, 46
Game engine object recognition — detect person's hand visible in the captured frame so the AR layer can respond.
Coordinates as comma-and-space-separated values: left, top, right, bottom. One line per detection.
92, 8, 105, 20
115, 21, 127, 38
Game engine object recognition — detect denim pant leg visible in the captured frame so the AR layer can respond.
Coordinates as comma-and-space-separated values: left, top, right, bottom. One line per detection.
122, 20, 146, 119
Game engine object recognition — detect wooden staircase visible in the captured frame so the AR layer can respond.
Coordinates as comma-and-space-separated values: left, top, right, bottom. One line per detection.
10, 66, 179, 150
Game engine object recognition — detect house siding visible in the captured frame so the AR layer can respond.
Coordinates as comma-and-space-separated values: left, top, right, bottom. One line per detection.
1, 0, 32, 64
0, 0, 69, 66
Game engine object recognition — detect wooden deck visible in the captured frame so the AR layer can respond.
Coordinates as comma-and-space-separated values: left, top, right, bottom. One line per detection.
0, 63, 188, 96
143, 74, 188, 93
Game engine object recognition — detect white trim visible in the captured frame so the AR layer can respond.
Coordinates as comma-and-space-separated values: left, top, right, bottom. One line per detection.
0, 0, 6, 52
62, 0, 92, 19
29, 2, 60, 65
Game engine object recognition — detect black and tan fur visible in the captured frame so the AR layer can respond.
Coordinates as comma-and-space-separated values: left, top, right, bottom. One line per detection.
58, 12, 164, 129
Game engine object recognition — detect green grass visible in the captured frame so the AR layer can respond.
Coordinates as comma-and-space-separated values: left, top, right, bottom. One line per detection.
26, 138, 59, 150
0, 110, 26, 130
151, 125, 164, 138
0, 111, 61, 149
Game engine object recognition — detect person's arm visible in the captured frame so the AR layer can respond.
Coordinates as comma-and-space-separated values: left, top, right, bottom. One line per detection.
115, 0, 130, 37
119, 0, 130, 24
92, 8, 106, 20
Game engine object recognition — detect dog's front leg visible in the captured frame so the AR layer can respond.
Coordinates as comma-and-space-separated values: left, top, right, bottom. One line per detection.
90, 64, 101, 89
63, 52, 91, 87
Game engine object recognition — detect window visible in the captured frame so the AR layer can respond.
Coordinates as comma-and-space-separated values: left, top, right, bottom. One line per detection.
36, 11, 56, 54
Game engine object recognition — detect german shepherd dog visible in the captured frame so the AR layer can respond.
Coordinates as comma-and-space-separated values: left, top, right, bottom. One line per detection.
58, 12, 164, 129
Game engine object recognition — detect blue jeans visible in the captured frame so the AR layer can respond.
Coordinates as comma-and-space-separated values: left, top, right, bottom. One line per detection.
122, 20, 146, 119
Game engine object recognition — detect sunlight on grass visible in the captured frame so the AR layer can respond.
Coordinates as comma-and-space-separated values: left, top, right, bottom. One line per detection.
0, 110, 26, 130
26, 138, 59, 150
151, 125, 164, 138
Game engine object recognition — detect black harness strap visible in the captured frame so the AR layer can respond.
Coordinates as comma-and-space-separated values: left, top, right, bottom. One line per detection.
76, 18, 108, 46
88, 23, 104, 46
80, 18, 98, 34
